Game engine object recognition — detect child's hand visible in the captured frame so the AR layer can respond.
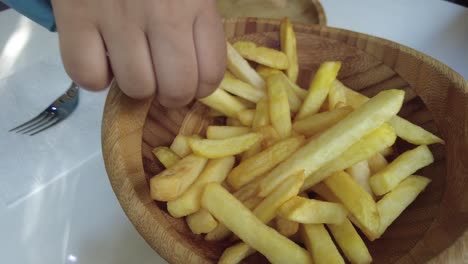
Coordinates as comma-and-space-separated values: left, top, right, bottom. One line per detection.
51, 0, 226, 107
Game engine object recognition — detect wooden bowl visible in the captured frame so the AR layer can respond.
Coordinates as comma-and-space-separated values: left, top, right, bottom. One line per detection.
217, 0, 326, 25
102, 18, 468, 264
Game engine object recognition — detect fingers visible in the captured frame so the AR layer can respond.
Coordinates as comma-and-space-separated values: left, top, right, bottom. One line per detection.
101, 25, 156, 99
193, 5, 227, 98
147, 20, 199, 108
56, 23, 111, 91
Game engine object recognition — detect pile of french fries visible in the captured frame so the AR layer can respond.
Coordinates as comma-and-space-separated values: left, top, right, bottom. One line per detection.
149, 18, 443, 264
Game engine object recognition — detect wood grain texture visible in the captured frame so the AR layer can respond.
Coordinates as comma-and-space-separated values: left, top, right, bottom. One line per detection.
217, 0, 326, 25
102, 18, 468, 264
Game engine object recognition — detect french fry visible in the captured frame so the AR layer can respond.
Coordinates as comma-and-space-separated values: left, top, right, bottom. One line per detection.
170, 134, 192, 157
206, 126, 251, 139
267, 74, 292, 138
237, 109, 255, 126
152, 146, 181, 168
235, 96, 257, 109
346, 160, 373, 197
301, 224, 345, 264
388, 116, 444, 145
252, 98, 270, 129
368, 153, 388, 175
259, 89, 404, 197
268, 72, 302, 112
220, 171, 305, 259
275, 217, 299, 237
221, 72, 266, 103
219, 242, 255, 264
233, 41, 289, 70
205, 190, 262, 242
202, 183, 311, 264
226, 42, 265, 90
369, 145, 434, 195
327, 219, 372, 264
376, 175, 431, 238
227, 136, 305, 189
292, 106, 353, 137
296, 61, 342, 120
278, 196, 347, 224
380, 146, 394, 157
189, 133, 261, 158
256, 125, 281, 148
226, 117, 243, 126
301, 123, 396, 191
280, 17, 299, 83
339, 81, 444, 145
324, 171, 380, 238
167, 156, 235, 217
256, 65, 307, 99
186, 209, 218, 234
328, 80, 347, 110
241, 141, 262, 160
199, 88, 246, 118
150, 154, 208, 201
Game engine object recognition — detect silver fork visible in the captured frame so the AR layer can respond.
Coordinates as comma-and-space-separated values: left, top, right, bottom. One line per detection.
9, 82, 80, 136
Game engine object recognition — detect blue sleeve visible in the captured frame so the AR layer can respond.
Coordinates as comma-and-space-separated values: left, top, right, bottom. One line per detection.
1, 0, 56, 31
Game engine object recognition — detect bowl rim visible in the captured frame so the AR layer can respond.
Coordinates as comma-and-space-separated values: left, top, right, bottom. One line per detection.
102, 17, 468, 264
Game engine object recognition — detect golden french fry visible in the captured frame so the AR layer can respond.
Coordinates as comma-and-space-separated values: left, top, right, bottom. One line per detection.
259, 89, 404, 197
256, 125, 281, 148
339, 81, 444, 145
278, 196, 347, 224
256, 66, 307, 100
327, 219, 372, 264
301, 224, 345, 264
280, 17, 299, 83
296, 61, 342, 120
252, 98, 270, 129
235, 96, 257, 109
268, 72, 302, 112
241, 141, 262, 160
189, 133, 261, 158
150, 154, 208, 201
170, 134, 192, 157
202, 183, 311, 264
206, 126, 251, 139
324, 171, 380, 238
205, 190, 262, 242
237, 109, 255, 127
226, 117, 243, 126
267, 74, 292, 138
376, 175, 431, 238
219, 242, 255, 264
346, 160, 373, 197
388, 116, 444, 145
301, 123, 396, 191
152, 146, 181, 168
228, 136, 305, 189
368, 153, 388, 175
292, 106, 353, 137
275, 217, 299, 237
199, 88, 246, 118
369, 145, 434, 195
221, 72, 266, 103
186, 209, 218, 234
233, 41, 289, 70
167, 156, 235, 217
226, 42, 265, 90
328, 80, 347, 110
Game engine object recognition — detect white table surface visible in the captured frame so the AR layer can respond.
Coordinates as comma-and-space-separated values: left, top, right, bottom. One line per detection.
0, 0, 466, 263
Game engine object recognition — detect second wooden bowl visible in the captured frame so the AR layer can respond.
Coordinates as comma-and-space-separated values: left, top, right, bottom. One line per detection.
102, 18, 468, 264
